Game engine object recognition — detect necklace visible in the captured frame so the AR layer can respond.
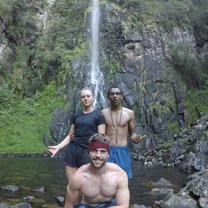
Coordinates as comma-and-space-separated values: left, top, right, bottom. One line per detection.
109, 107, 122, 143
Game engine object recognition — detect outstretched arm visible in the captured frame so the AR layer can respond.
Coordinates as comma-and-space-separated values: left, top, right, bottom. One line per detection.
65, 174, 82, 208
48, 124, 75, 157
111, 171, 130, 208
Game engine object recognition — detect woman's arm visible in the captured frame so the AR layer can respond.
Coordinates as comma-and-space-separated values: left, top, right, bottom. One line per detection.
48, 124, 75, 157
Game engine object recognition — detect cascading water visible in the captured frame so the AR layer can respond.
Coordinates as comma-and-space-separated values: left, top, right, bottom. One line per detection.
90, 0, 107, 109
0, 45, 5, 59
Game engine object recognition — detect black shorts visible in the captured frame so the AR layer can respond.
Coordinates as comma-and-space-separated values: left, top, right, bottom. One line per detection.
64, 141, 89, 168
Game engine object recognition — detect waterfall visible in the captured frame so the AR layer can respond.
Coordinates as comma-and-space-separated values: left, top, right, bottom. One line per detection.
41, 0, 55, 32
90, 0, 106, 109
0, 45, 5, 60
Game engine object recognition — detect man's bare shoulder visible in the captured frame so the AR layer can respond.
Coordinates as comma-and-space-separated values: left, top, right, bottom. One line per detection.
106, 162, 127, 177
72, 164, 90, 180
106, 163, 128, 186
122, 107, 135, 118
101, 108, 110, 114
122, 107, 133, 113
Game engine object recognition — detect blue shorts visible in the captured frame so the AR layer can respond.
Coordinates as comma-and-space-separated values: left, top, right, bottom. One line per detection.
74, 199, 116, 208
108, 145, 133, 179
64, 141, 89, 168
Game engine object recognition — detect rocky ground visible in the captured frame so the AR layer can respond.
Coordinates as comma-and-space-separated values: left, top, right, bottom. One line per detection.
134, 116, 208, 208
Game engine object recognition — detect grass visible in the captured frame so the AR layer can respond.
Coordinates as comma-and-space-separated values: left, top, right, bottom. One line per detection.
0, 82, 67, 154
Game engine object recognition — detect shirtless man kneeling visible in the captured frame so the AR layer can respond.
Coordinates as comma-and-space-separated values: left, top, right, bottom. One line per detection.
65, 133, 130, 208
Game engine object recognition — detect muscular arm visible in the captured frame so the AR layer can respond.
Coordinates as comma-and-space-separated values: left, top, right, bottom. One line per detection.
111, 171, 130, 208
65, 174, 82, 208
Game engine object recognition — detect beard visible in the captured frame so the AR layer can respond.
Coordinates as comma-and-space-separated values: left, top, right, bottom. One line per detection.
90, 158, 106, 169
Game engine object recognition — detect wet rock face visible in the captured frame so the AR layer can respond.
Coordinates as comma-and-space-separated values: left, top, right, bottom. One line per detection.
154, 169, 208, 208
97, 3, 192, 144
0, 203, 32, 208
0, 183, 64, 208
130, 116, 208, 177
183, 170, 208, 199
1, 185, 19, 192
48, 108, 70, 144
44, 2, 208, 158
167, 117, 208, 172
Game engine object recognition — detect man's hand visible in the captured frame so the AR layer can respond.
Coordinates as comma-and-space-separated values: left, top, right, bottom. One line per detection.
130, 135, 146, 144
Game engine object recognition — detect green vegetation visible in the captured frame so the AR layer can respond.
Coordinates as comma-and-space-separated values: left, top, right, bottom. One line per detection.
185, 89, 208, 124
169, 41, 208, 124
0, 0, 208, 153
112, 0, 193, 30
0, 0, 88, 153
0, 0, 89, 97
157, 138, 174, 150
169, 43, 204, 88
0, 82, 67, 153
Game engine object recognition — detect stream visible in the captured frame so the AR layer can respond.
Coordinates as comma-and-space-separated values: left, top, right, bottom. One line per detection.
0, 157, 188, 207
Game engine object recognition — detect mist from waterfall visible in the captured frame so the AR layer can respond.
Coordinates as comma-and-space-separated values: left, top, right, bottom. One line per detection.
90, 0, 106, 109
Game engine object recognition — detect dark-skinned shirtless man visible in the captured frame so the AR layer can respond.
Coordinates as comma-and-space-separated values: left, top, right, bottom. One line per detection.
101, 86, 145, 179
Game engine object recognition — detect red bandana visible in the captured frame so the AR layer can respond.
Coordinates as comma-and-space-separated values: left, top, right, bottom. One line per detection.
88, 140, 110, 154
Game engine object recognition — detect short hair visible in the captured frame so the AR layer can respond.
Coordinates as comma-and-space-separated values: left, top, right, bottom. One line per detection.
80, 87, 95, 96
89, 133, 111, 146
107, 85, 123, 96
